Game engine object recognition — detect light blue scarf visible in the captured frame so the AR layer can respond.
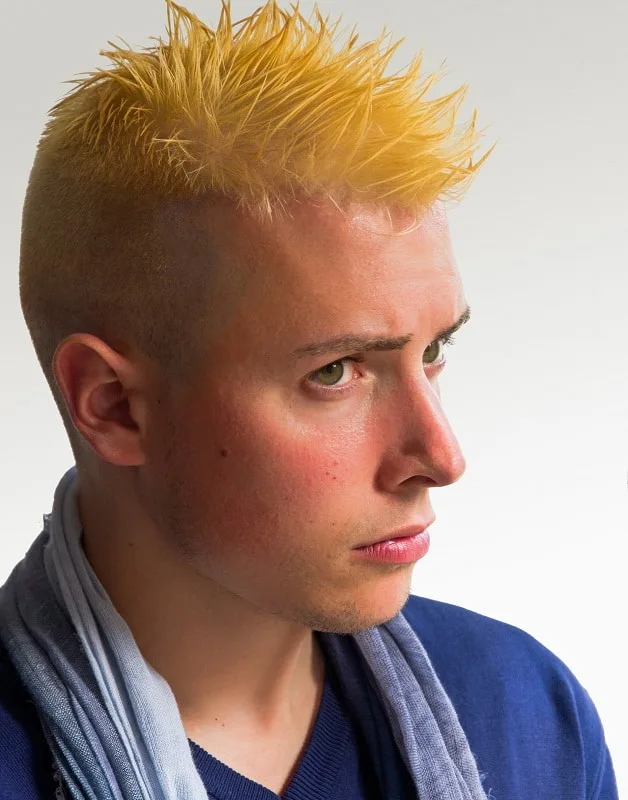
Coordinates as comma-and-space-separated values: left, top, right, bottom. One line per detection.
0, 466, 488, 799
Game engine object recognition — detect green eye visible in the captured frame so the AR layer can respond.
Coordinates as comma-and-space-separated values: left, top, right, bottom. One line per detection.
424, 334, 456, 366
313, 357, 361, 387
423, 339, 442, 365
317, 362, 342, 386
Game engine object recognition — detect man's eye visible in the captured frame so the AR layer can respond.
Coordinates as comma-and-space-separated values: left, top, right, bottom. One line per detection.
311, 357, 364, 388
423, 334, 456, 366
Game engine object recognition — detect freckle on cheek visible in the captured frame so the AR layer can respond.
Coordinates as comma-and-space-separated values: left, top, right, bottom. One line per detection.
219, 448, 229, 458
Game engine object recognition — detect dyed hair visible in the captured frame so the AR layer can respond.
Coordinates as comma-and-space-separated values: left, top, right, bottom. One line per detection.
19, 0, 490, 444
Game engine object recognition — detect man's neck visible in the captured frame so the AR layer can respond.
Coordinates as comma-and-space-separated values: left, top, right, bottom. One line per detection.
78, 480, 327, 740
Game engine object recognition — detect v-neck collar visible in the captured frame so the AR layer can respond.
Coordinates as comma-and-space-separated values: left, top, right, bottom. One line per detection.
189, 662, 351, 799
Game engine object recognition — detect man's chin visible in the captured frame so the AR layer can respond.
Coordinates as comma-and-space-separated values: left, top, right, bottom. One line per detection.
300, 585, 412, 635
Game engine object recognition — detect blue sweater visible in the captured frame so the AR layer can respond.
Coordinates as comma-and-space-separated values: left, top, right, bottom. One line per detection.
0, 594, 618, 799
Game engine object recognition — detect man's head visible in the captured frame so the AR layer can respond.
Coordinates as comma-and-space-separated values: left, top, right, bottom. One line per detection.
19, 1, 489, 632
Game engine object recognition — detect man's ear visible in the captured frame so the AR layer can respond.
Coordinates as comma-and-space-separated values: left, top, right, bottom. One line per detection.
52, 333, 149, 466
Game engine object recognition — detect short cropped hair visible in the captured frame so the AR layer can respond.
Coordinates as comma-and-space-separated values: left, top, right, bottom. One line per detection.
19, 0, 490, 447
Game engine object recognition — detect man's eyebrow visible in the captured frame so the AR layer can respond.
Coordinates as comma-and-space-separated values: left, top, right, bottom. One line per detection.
292, 305, 471, 359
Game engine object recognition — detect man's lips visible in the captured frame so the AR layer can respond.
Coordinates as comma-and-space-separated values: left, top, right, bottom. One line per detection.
355, 519, 436, 549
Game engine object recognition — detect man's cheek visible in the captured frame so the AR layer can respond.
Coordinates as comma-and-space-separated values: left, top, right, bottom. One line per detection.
263, 446, 356, 504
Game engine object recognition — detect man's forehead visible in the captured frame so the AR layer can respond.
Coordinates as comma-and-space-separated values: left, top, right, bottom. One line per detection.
155, 194, 462, 368
154, 195, 455, 307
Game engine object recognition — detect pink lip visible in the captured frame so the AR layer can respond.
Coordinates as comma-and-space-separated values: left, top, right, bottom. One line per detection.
354, 528, 431, 564
356, 519, 435, 548
353, 520, 435, 565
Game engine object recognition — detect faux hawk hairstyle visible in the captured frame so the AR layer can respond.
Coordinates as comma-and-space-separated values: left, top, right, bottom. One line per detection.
19, 0, 491, 451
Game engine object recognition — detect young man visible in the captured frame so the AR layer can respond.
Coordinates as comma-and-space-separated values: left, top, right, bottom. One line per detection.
0, 1, 618, 798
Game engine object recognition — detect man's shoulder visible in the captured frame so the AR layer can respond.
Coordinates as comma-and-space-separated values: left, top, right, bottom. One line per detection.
0, 640, 57, 799
401, 591, 562, 668
400, 594, 617, 799
401, 591, 597, 719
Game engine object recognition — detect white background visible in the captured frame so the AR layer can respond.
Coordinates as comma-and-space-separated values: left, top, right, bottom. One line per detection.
1, 0, 626, 792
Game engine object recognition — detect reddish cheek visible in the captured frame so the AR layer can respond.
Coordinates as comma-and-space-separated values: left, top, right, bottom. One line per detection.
195, 392, 376, 526
258, 431, 370, 506
218, 435, 361, 519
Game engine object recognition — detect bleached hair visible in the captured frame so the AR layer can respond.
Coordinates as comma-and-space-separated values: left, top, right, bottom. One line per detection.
37, 0, 488, 215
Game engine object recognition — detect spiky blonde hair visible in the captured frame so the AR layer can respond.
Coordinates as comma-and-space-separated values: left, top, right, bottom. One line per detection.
20, 0, 491, 452
37, 0, 488, 214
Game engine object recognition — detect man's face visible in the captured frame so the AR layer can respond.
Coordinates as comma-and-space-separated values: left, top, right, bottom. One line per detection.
144, 199, 467, 634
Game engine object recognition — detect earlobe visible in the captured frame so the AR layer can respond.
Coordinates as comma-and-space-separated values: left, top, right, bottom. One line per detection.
52, 333, 147, 467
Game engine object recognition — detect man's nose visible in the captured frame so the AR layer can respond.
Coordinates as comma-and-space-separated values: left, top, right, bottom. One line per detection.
375, 374, 467, 492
